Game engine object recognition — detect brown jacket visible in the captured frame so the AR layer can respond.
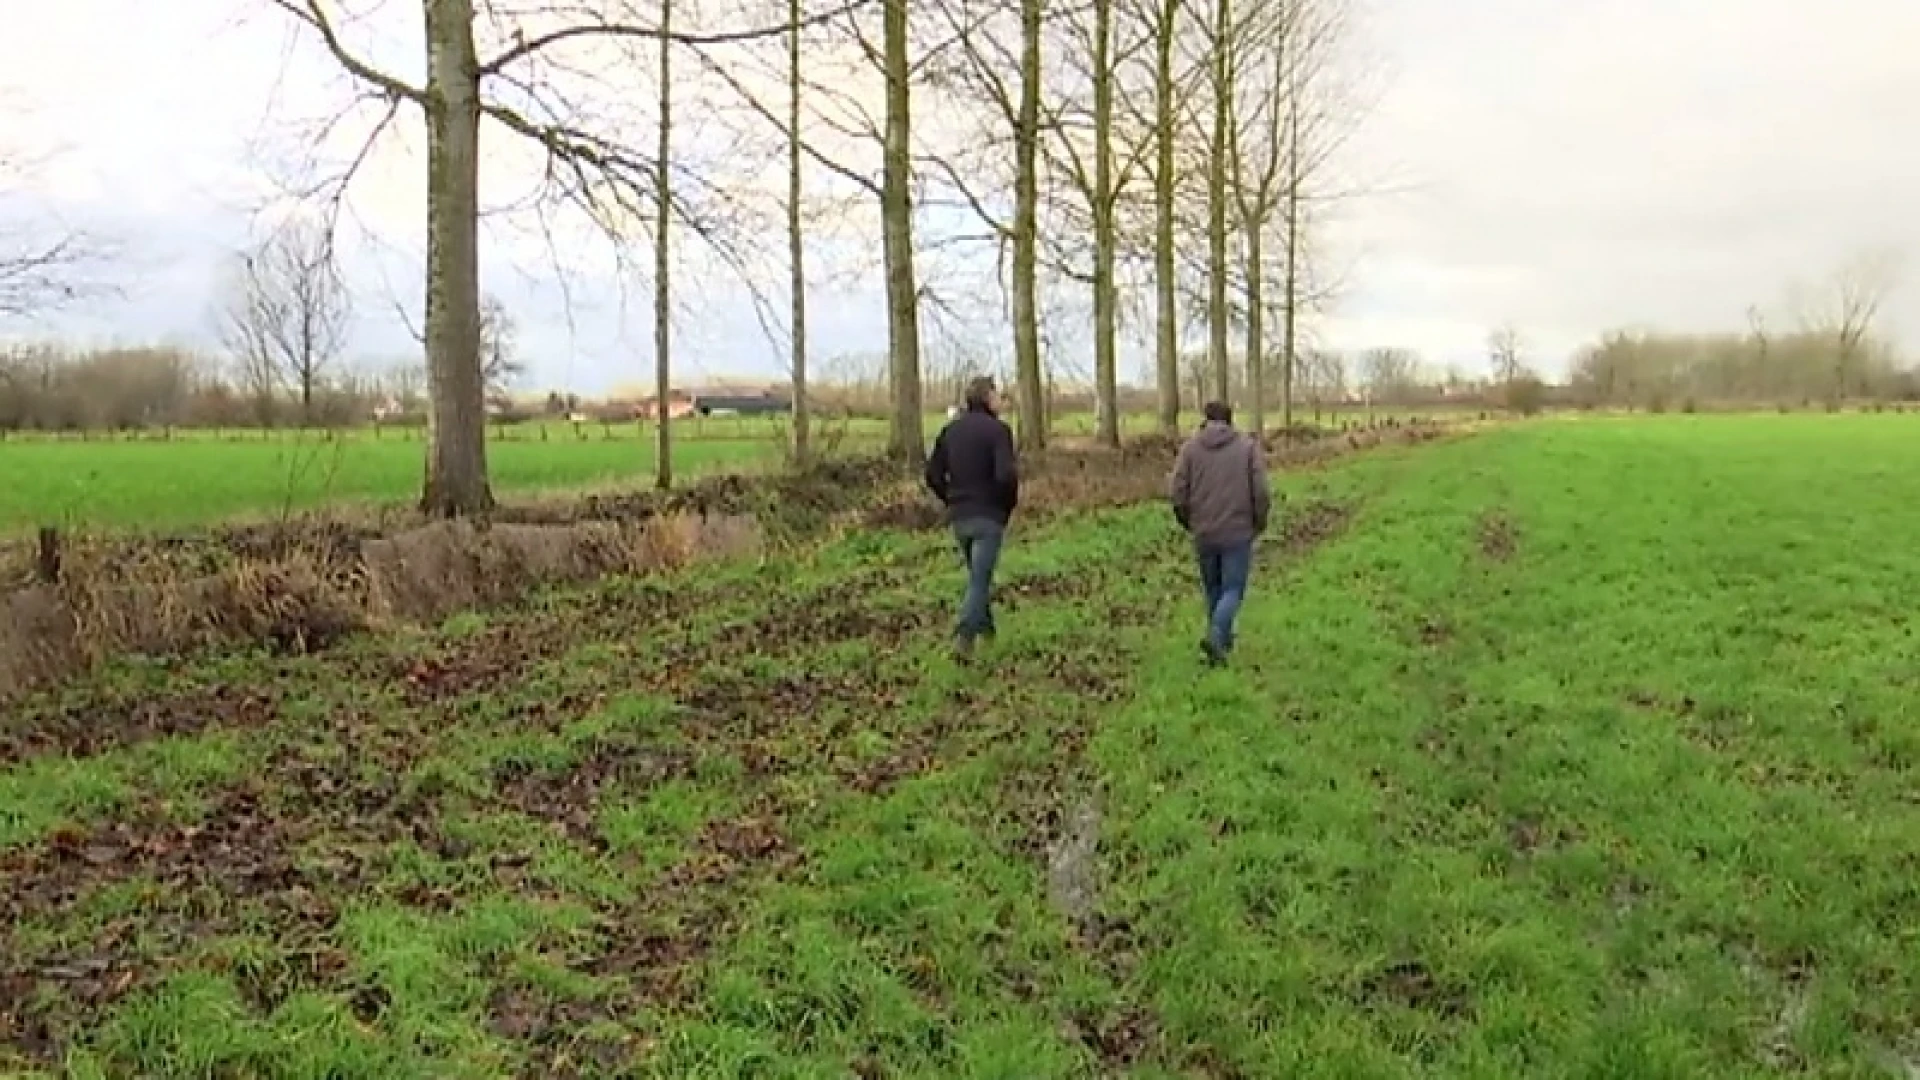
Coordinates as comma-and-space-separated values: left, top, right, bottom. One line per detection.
1170, 421, 1271, 546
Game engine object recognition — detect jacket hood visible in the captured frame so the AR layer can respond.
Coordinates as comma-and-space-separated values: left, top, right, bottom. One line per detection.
1196, 421, 1240, 450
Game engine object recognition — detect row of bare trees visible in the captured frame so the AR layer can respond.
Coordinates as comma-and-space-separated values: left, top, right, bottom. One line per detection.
0, 345, 415, 433
214, 218, 524, 427
246, 0, 1371, 515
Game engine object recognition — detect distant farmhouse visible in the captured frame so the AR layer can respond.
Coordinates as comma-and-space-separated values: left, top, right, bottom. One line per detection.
633, 386, 792, 419
692, 390, 791, 416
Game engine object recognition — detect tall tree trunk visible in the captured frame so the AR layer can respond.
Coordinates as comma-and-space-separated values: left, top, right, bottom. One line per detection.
1044, 362, 1056, 433
881, 0, 925, 463
1246, 225, 1264, 436
1280, 90, 1299, 432
1153, 0, 1179, 434
419, 0, 492, 516
1206, 0, 1231, 406
1012, 0, 1045, 452
301, 355, 314, 427
787, 0, 809, 465
653, 0, 674, 490
1092, 0, 1119, 448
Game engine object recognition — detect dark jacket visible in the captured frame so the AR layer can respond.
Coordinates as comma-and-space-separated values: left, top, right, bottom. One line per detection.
1170, 421, 1271, 546
926, 405, 1019, 525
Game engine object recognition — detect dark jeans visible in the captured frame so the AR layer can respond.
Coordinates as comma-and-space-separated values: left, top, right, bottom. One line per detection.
952, 516, 1006, 640
1196, 539, 1253, 654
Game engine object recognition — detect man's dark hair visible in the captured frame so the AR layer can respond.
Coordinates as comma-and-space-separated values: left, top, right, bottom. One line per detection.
1203, 401, 1233, 425
964, 376, 997, 410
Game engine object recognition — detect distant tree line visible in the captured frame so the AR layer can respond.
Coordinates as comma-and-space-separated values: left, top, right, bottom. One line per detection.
6, 313, 1912, 438
1567, 326, 1917, 411
0, 344, 421, 434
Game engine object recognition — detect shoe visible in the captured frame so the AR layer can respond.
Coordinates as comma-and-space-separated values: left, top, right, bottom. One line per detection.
954, 635, 976, 663
1200, 638, 1225, 667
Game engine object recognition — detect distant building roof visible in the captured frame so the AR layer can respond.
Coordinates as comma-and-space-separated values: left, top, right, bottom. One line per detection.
694, 391, 791, 414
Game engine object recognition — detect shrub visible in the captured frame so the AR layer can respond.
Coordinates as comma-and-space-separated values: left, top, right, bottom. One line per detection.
1504, 375, 1547, 417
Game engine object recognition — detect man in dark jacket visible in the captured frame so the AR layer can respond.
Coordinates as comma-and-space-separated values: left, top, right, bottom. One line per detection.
925, 376, 1020, 659
1170, 401, 1271, 666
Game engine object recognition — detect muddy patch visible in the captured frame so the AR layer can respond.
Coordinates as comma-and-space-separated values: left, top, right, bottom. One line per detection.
578, 806, 806, 1028
1006, 641, 1137, 704
838, 707, 961, 796
1062, 1001, 1158, 1069
0, 777, 427, 1057
694, 572, 935, 659
0, 684, 281, 766
1276, 498, 1355, 552
1415, 614, 1453, 647
1506, 814, 1584, 855
1351, 959, 1474, 1019
0, 707, 457, 1062
1476, 511, 1518, 562
1000, 570, 1092, 605
391, 624, 564, 706
493, 744, 697, 848
679, 666, 913, 750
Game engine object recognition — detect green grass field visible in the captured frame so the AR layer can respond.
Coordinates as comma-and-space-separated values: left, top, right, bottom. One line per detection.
0, 406, 1458, 533
0, 427, 782, 534
5, 413, 1912, 1077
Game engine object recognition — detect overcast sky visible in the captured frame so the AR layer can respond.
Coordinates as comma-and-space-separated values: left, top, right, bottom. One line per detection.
2, 0, 1916, 392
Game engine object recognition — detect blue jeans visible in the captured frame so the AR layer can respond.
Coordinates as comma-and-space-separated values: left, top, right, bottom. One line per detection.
1196, 539, 1253, 654
952, 517, 1005, 640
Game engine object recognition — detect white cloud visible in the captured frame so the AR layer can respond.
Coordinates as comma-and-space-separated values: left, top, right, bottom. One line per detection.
4, 0, 1918, 387
1327, 0, 1920, 370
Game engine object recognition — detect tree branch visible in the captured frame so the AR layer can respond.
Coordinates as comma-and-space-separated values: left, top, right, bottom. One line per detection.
477, 0, 883, 77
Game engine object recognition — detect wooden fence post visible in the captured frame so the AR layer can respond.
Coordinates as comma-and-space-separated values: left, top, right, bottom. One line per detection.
36, 526, 61, 585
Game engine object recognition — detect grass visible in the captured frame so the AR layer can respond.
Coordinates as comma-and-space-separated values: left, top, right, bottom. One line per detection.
3, 412, 1913, 1077
0, 406, 1463, 532
0, 426, 779, 533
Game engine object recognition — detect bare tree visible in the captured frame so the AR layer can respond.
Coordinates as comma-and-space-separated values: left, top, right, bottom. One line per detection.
1358, 345, 1419, 405
1299, 345, 1345, 421
1089, 0, 1121, 444
916, 0, 1050, 450
1745, 303, 1769, 384
477, 293, 525, 398
1027, 0, 1161, 447
1012, 0, 1045, 450
265, 0, 858, 514
654, 0, 676, 489
1203, 0, 1232, 406
881, 0, 927, 461
1276, 78, 1300, 429
1795, 249, 1899, 404
1148, 0, 1182, 432
1487, 322, 1524, 387
1272, 0, 1367, 431
1220, 0, 1322, 435
220, 218, 352, 427
384, 358, 428, 411
787, 0, 813, 463
674, 0, 934, 462
0, 145, 116, 319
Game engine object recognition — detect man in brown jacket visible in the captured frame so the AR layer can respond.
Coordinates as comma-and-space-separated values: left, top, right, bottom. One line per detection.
1169, 401, 1271, 666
